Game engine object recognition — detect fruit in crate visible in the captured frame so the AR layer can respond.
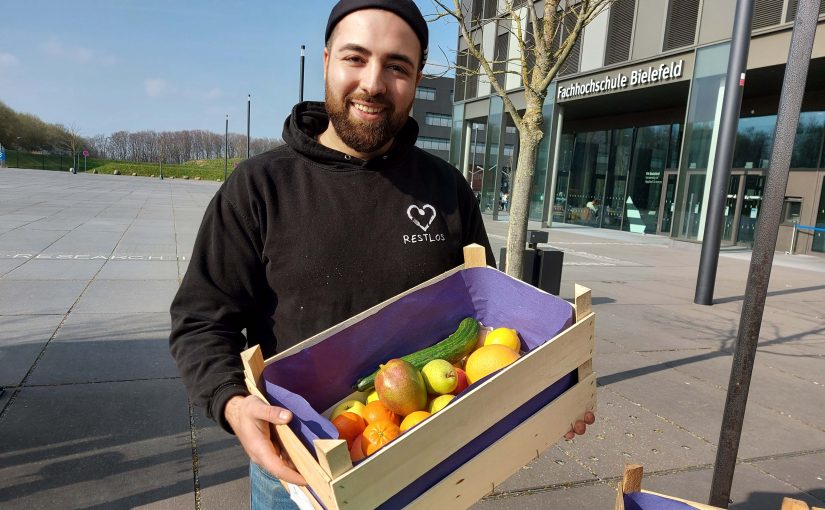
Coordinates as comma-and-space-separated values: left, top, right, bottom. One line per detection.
332, 411, 366, 449
421, 359, 458, 394
375, 359, 428, 416
465, 344, 521, 384
450, 367, 470, 395
484, 327, 521, 352
330, 399, 366, 421
361, 419, 401, 456
355, 317, 480, 392
399, 410, 431, 432
428, 394, 455, 413
366, 389, 380, 403
363, 400, 400, 426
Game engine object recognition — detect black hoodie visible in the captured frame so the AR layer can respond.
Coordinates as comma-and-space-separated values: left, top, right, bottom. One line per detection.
170, 102, 495, 431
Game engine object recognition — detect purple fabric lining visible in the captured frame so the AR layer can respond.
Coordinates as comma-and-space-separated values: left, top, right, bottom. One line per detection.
624, 492, 700, 510
261, 266, 574, 470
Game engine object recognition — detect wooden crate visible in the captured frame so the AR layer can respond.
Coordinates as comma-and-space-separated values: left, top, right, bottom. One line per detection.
241, 244, 597, 509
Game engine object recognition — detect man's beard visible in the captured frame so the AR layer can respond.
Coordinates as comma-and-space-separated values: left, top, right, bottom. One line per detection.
325, 84, 412, 154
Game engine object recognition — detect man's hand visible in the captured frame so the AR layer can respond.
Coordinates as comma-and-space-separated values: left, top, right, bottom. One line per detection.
224, 395, 307, 486
564, 411, 596, 440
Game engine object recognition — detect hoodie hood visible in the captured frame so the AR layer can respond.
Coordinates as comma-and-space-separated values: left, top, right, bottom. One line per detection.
282, 101, 420, 170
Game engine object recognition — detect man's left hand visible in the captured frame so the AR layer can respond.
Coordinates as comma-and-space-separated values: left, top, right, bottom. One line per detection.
564, 411, 596, 440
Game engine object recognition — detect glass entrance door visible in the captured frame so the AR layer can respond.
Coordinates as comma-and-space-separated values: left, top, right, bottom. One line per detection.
680, 172, 706, 239
737, 175, 765, 246
722, 175, 741, 243
658, 171, 678, 234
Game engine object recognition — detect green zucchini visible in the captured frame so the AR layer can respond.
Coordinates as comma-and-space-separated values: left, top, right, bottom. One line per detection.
355, 317, 480, 392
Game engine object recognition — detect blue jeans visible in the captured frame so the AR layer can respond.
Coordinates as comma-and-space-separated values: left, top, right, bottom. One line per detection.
250, 462, 299, 510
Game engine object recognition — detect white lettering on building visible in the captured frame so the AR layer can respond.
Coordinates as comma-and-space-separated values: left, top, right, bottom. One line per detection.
557, 60, 684, 101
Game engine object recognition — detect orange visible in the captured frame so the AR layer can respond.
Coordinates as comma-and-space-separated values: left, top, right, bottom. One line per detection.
465, 344, 521, 384
361, 419, 401, 456
332, 411, 366, 449
484, 327, 521, 352
363, 400, 400, 425
399, 410, 431, 433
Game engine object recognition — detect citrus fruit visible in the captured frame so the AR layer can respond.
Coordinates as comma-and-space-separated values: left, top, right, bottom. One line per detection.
332, 411, 366, 449
399, 410, 431, 433
362, 400, 400, 425
483, 327, 521, 352
428, 394, 455, 413
361, 419, 401, 456
465, 344, 521, 384
366, 389, 380, 403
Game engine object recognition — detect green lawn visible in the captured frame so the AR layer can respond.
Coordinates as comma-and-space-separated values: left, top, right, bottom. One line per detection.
3, 151, 242, 181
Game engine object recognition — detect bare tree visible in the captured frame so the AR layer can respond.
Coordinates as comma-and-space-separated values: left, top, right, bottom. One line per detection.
433, 0, 612, 278
57, 123, 84, 169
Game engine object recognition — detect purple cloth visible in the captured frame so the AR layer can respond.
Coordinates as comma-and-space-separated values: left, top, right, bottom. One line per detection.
262, 266, 574, 453
624, 492, 700, 510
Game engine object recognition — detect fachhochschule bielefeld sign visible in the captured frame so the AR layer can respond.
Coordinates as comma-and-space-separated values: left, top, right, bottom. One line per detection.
557, 59, 686, 102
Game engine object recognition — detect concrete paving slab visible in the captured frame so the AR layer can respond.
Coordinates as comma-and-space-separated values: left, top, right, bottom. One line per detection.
472, 480, 618, 510
0, 228, 70, 252
112, 243, 179, 258
97, 260, 180, 280
603, 351, 825, 459
753, 452, 825, 503
0, 380, 194, 510
26, 312, 178, 385
0, 314, 64, 386
73, 280, 179, 314
3, 259, 107, 280
46, 230, 124, 253
75, 219, 133, 232
0, 258, 27, 276
494, 443, 598, 492
0, 280, 86, 315
191, 406, 250, 510
557, 386, 717, 479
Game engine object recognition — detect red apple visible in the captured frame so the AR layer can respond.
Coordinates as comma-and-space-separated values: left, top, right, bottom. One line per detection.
450, 367, 470, 395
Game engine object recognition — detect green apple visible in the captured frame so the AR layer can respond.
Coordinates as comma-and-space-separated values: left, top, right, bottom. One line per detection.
428, 394, 455, 413
421, 359, 458, 395
330, 399, 366, 421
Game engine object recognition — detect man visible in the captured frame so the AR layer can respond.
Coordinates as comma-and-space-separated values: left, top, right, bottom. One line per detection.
170, 1, 593, 507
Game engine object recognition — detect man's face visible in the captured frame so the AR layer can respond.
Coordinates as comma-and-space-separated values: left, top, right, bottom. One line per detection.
324, 9, 422, 156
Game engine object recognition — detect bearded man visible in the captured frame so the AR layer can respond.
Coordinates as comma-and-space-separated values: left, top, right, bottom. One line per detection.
169, 1, 592, 507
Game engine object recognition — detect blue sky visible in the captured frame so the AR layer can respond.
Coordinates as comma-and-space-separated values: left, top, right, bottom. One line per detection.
0, 1, 459, 140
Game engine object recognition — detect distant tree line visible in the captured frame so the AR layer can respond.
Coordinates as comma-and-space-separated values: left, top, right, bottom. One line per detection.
86, 130, 283, 164
0, 100, 283, 163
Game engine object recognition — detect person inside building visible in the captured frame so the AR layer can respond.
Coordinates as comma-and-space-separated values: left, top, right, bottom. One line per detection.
585, 198, 601, 225
169, 1, 595, 507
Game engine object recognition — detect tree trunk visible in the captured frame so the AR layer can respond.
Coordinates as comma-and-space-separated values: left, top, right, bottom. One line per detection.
504, 107, 544, 279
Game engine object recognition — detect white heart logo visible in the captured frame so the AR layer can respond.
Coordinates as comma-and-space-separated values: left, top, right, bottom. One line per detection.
407, 204, 436, 232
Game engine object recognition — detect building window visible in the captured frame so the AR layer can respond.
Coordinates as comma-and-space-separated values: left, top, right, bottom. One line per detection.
782, 197, 803, 225
503, 144, 515, 157
415, 86, 436, 101
425, 113, 453, 127
416, 136, 450, 151
663, 0, 700, 51
604, 0, 636, 66
785, 0, 825, 23
505, 126, 517, 134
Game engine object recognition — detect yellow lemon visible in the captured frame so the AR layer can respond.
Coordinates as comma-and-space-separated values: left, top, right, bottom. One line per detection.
483, 327, 521, 352
366, 389, 380, 403
465, 344, 521, 384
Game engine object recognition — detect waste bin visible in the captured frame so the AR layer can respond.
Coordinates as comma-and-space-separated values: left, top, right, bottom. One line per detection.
498, 230, 564, 295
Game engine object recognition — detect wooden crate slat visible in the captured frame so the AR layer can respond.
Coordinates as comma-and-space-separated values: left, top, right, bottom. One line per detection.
328, 313, 595, 508
407, 371, 597, 509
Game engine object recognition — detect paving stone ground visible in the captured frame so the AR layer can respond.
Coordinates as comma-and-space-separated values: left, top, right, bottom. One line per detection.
1, 168, 823, 509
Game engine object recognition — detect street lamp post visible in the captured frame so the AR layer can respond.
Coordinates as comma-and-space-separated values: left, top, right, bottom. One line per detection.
299, 45, 305, 103
247, 94, 251, 159
224, 114, 229, 181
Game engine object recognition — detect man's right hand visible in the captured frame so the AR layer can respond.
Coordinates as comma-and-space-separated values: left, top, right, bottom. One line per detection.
224, 394, 307, 486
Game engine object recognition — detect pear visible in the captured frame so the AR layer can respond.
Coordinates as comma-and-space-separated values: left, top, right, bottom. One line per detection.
375, 359, 428, 416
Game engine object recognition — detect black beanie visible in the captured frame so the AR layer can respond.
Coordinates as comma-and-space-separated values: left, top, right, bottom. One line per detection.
325, 0, 428, 69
